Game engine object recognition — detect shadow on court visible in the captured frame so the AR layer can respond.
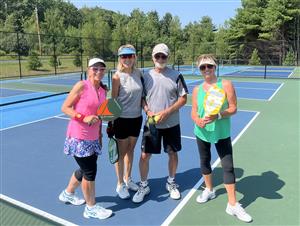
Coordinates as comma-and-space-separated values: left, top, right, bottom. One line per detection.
211, 168, 284, 208
96, 168, 200, 212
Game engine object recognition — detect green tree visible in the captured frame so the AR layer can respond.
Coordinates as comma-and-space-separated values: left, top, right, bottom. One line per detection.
283, 50, 295, 66
73, 52, 82, 67
49, 55, 58, 67
249, 48, 261, 65
27, 51, 42, 70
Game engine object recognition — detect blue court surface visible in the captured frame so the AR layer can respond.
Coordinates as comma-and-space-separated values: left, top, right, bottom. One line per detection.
0, 73, 109, 106
1, 99, 258, 225
186, 80, 283, 101
0, 88, 53, 105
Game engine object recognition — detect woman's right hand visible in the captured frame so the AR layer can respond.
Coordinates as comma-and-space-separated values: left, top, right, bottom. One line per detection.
196, 118, 207, 128
83, 115, 99, 125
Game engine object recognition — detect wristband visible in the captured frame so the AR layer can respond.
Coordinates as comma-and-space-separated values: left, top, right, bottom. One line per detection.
217, 112, 222, 120
74, 113, 85, 122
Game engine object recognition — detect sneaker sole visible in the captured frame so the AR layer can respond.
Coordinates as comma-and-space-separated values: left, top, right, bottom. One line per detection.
59, 198, 85, 206
196, 194, 216, 203
83, 212, 112, 220
226, 209, 252, 223
132, 189, 150, 203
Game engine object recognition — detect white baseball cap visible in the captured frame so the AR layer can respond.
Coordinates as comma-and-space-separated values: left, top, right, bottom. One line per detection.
152, 43, 170, 56
88, 58, 106, 67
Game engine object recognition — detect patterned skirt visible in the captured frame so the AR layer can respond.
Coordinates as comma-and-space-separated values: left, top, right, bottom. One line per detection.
64, 137, 102, 157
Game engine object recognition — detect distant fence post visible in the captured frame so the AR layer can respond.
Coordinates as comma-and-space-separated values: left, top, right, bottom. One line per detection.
52, 36, 57, 75
80, 37, 83, 75
16, 32, 22, 78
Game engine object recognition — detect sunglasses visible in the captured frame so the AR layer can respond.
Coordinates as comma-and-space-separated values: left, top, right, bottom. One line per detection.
91, 66, 106, 72
154, 54, 168, 60
199, 64, 214, 70
120, 54, 134, 59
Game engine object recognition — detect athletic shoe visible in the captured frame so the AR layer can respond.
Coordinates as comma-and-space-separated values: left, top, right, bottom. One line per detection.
132, 184, 150, 203
226, 202, 252, 223
116, 183, 130, 199
83, 204, 112, 220
59, 190, 85, 206
125, 178, 139, 191
166, 182, 181, 200
196, 187, 216, 203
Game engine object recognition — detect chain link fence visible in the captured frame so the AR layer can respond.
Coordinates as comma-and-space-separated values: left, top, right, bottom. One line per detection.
1, 31, 299, 79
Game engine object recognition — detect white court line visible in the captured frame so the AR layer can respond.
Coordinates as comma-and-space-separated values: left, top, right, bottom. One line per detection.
0, 86, 48, 93
0, 114, 64, 131
161, 111, 261, 226
0, 194, 77, 226
268, 82, 284, 101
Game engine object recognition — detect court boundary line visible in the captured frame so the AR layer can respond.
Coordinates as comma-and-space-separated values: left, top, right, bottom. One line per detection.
0, 86, 54, 93
268, 82, 284, 101
1, 91, 53, 101
0, 114, 64, 131
161, 110, 261, 226
0, 194, 78, 226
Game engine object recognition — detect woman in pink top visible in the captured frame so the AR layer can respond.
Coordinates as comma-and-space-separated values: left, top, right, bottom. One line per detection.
58, 58, 112, 220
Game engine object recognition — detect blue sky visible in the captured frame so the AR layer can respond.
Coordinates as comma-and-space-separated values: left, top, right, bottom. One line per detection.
68, 0, 242, 27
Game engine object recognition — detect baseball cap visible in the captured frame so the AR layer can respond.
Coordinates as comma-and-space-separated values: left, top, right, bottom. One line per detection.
88, 58, 106, 67
152, 43, 169, 56
118, 46, 136, 56
198, 57, 217, 67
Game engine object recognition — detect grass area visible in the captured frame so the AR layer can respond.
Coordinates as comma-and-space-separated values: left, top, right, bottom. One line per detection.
0, 55, 156, 79
0, 199, 60, 226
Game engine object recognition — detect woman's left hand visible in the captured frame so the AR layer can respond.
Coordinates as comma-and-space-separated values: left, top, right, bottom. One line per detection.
203, 114, 218, 124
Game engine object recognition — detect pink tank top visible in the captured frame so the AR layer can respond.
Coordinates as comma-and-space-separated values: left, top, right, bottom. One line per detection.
66, 80, 106, 140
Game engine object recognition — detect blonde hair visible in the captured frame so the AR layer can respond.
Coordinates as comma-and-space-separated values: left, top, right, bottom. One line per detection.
197, 54, 217, 67
117, 44, 137, 72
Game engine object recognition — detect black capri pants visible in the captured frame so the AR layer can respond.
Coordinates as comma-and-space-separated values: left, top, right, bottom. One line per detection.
74, 153, 98, 182
196, 137, 235, 184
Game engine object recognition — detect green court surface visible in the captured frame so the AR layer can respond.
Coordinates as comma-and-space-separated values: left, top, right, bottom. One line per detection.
1, 77, 299, 226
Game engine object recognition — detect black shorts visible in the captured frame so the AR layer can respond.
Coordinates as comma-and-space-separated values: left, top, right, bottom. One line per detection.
74, 154, 98, 181
114, 116, 143, 139
141, 124, 182, 154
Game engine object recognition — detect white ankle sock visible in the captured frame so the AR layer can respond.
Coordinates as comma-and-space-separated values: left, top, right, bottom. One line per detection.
167, 176, 175, 184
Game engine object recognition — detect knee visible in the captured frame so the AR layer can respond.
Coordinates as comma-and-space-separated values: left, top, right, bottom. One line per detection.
74, 169, 83, 182
140, 152, 151, 162
83, 168, 97, 181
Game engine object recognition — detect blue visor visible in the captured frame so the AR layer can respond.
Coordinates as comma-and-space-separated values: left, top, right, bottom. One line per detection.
118, 47, 136, 56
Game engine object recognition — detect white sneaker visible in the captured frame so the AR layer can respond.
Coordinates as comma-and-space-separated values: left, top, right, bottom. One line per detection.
226, 202, 252, 223
59, 190, 85, 205
116, 183, 130, 199
125, 178, 139, 191
83, 204, 113, 220
166, 182, 181, 200
132, 184, 150, 203
196, 187, 216, 203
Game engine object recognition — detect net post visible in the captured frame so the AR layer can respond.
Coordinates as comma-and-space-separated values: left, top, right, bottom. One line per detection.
264, 64, 267, 79
108, 70, 111, 90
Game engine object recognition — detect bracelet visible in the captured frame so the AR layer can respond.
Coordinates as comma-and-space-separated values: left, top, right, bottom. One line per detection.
74, 113, 85, 122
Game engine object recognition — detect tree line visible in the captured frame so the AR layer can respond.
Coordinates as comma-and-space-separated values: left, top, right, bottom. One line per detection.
0, 0, 299, 66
